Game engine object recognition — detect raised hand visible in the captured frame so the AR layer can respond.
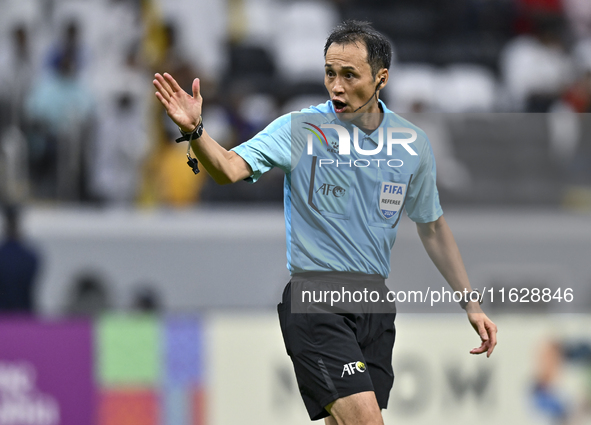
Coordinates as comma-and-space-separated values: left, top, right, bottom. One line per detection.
153, 73, 202, 133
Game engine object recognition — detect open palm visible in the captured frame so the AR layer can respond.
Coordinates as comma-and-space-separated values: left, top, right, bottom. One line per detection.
153, 73, 202, 133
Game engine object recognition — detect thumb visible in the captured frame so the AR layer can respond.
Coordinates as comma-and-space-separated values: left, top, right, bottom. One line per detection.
192, 78, 200, 99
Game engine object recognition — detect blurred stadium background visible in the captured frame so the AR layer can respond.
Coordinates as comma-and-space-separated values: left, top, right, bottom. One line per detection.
0, 0, 590, 424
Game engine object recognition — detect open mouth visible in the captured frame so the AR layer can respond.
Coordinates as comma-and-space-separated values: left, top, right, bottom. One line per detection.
332, 100, 347, 113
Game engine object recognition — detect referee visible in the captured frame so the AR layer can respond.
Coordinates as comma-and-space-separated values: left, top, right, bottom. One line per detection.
154, 20, 497, 425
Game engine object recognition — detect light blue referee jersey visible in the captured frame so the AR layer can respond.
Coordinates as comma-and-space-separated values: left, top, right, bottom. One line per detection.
231, 100, 443, 278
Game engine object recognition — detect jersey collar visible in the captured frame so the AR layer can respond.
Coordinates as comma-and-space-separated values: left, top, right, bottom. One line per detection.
326, 99, 395, 147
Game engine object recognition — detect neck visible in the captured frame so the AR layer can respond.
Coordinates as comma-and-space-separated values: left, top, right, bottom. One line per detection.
353, 99, 383, 133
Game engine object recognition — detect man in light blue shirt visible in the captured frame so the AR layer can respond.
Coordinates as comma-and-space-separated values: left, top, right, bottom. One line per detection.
154, 20, 497, 425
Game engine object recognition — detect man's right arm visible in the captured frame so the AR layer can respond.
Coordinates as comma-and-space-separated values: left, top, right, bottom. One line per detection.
153, 73, 252, 184
187, 130, 252, 184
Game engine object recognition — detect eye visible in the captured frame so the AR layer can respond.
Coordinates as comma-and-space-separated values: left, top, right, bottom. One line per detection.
326, 70, 335, 77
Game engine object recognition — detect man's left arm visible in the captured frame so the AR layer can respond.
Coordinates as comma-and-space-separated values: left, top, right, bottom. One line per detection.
416, 215, 498, 357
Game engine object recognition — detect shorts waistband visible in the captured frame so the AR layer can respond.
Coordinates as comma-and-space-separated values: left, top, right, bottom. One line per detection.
291, 271, 385, 285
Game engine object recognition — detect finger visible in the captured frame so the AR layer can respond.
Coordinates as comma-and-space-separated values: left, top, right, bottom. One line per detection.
470, 339, 495, 357
154, 91, 169, 107
163, 72, 183, 93
153, 74, 172, 98
484, 340, 494, 358
487, 337, 496, 357
476, 320, 489, 342
192, 78, 200, 99
470, 341, 488, 355
155, 73, 174, 96
486, 322, 498, 357
153, 79, 171, 102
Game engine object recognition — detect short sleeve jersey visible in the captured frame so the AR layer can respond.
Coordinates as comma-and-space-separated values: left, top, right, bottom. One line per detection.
231, 100, 443, 278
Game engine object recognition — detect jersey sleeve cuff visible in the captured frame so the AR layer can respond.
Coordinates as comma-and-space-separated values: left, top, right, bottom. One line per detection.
408, 207, 444, 224
230, 146, 261, 183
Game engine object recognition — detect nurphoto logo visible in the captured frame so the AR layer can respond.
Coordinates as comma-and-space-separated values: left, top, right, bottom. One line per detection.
304, 123, 418, 157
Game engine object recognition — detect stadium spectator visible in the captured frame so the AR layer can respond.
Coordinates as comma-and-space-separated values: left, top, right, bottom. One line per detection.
91, 92, 149, 205
500, 15, 574, 111
574, 38, 591, 76
86, 0, 144, 110
563, 0, 591, 40
99, 0, 142, 70
131, 284, 161, 312
25, 37, 95, 200
0, 205, 40, 314
561, 70, 591, 113
65, 271, 111, 317
45, 19, 87, 81
0, 24, 35, 128
0, 24, 35, 201
88, 40, 151, 207
559, 39, 591, 115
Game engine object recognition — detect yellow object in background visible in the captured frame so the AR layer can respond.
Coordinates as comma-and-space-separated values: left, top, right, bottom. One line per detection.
154, 143, 208, 207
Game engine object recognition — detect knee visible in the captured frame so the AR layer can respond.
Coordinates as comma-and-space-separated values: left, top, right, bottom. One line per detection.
327, 392, 384, 425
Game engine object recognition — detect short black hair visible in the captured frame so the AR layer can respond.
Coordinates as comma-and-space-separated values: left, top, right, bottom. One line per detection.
324, 20, 392, 78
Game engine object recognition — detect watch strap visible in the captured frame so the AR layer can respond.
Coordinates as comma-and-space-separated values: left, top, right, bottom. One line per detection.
175, 117, 203, 143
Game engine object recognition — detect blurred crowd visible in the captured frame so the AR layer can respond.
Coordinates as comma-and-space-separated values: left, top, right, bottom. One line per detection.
0, 0, 590, 207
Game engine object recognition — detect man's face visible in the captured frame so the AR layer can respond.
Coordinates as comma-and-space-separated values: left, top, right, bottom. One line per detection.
324, 42, 379, 115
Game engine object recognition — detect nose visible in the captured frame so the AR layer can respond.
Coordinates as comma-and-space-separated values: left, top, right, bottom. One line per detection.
332, 77, 344, 95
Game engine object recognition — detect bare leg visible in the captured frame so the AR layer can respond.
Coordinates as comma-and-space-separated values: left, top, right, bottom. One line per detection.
324, 415, 338, 425
324, 391, 383, 425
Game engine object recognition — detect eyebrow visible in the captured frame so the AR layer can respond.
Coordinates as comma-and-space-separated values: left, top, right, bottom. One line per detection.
324, 64, 357, 71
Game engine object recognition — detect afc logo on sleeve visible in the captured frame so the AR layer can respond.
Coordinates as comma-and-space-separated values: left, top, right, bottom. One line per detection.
380, 182, 406, 219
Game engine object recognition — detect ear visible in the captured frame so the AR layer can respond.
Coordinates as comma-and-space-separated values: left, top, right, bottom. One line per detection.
376, 69, 388, 89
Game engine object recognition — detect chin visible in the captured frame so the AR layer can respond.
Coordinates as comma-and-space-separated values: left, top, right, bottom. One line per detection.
335, 111, 358, 121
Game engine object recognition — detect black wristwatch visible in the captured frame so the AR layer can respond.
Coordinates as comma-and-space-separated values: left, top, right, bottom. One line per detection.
175, 117, 203, 143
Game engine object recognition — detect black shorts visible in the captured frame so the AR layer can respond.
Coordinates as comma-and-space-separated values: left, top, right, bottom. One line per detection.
277, 272, 396, 421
